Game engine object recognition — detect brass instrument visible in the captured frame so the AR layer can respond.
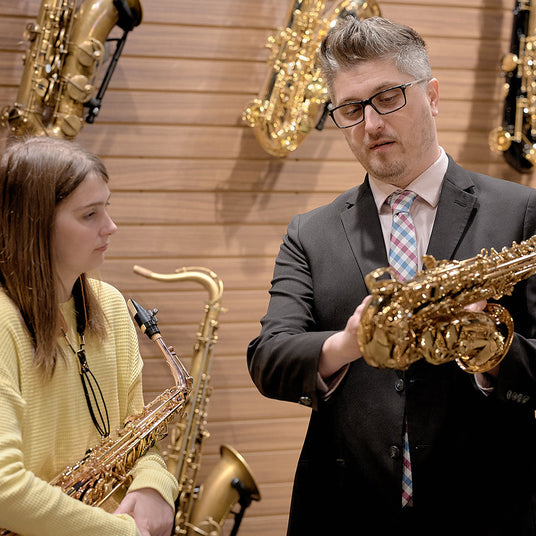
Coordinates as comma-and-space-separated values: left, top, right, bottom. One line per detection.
133, 265, 260, 536
1, 0, 142, 139
357, 236, 536, 373
489, 0, 536, 173
242, 0, 381, 158
0, 298, 191, 536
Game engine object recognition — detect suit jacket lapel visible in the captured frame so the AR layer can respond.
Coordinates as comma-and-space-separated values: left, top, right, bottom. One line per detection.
340, 178, 388, 282
426, 156, 478, 261
340, 157, 478, 283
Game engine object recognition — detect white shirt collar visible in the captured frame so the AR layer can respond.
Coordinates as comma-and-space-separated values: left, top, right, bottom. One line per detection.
368, 147, 448, 211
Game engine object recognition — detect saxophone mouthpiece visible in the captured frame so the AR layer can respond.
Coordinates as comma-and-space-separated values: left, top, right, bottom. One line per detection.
127, 299, 161, 339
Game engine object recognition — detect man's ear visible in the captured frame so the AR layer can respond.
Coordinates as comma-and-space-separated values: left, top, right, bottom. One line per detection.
427, 78, 439, 117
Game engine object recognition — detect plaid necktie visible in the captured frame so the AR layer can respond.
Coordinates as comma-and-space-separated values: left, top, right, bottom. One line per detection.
387, 190, 417, 508
387, 190, 418, 281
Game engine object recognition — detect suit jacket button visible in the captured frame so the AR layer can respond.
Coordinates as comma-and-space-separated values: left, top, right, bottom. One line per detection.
389, 445, 401, 459
299, 396, 312, 407
395, 379, 405, 392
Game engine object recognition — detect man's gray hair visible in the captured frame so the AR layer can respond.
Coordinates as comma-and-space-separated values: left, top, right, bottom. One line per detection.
319, 16, 433, 96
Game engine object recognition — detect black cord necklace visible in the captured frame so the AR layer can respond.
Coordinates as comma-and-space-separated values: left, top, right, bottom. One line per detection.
61, 278, 110, 438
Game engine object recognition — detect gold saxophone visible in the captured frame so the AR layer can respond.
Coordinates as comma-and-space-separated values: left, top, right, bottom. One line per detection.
489, 0, 536, 173
357, 236, 536, 373
1, 0, 142, 139
242, 0, 381, 157
133, 265, 261, 536
0, 298, 192, 536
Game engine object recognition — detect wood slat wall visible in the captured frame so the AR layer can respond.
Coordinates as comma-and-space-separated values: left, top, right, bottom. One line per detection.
0, 0, 534, 534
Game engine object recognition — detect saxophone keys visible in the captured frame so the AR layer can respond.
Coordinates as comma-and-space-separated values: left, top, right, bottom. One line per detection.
501, 52, 519, 73
76, 38, 105, 68
489, 127, 512, 153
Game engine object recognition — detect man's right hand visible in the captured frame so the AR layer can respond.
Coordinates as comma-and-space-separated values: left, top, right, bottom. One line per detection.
318, 295, 372, 379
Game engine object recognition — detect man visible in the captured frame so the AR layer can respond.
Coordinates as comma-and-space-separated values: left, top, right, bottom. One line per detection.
247, 16, 536, 535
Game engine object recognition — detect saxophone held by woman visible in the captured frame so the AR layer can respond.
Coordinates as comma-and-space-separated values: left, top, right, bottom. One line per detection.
0, 299, 192, 536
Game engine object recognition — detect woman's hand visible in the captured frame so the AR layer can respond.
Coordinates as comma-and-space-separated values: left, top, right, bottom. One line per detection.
114, 487, 175, 536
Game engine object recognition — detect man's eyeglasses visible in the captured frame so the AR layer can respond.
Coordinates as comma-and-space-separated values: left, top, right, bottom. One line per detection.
328, 78, 429, 129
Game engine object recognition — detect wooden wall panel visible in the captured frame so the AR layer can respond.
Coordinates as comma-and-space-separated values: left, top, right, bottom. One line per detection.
0, 86, 504, 131
0, 0, 533, 534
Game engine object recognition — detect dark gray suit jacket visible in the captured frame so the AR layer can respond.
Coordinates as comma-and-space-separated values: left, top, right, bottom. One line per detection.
248, 157, 536, 535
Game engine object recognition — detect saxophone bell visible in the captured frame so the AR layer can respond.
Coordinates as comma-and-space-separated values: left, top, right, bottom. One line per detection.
183, 445, 261, 536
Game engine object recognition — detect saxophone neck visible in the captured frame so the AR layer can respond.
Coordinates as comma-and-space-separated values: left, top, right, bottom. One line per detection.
367, 236, 536, 305
133, 265, 224, 304
127, 298, 192, 392
153, 335, 193, 393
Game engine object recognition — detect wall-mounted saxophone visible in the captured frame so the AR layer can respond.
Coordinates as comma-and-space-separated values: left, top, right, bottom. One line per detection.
242, 0, 381, 157
1, 0, 142, 139
489, 0, 536, 173
133, 265, 260, 536
0, 298, 192, 536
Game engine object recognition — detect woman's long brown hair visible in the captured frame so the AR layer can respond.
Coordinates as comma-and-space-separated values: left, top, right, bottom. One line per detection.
0, 136, 109, 377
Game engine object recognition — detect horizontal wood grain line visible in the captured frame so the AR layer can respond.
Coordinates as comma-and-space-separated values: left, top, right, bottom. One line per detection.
0, 0, 513, 22
0, 88, 505, 131
0, 5, 512, 58
66, 124, 511, 163
0, 52, 510, 97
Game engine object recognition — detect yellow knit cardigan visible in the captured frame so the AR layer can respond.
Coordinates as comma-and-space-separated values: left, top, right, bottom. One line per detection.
0, 280, 178, 535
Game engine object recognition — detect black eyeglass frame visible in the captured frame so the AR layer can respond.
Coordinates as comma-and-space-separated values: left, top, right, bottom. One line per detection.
328, 77, 430, 129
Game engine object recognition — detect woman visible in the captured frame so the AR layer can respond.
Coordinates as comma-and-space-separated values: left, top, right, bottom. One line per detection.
0, 136, 177, 536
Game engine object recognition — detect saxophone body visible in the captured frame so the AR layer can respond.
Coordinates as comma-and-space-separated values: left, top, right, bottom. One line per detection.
0, 300, 191, 536
133, 266, 260, 536
242, 0, 381, 157
489, 0, 536, 173
357, 236, 536, 373
1, 0, 142, 139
